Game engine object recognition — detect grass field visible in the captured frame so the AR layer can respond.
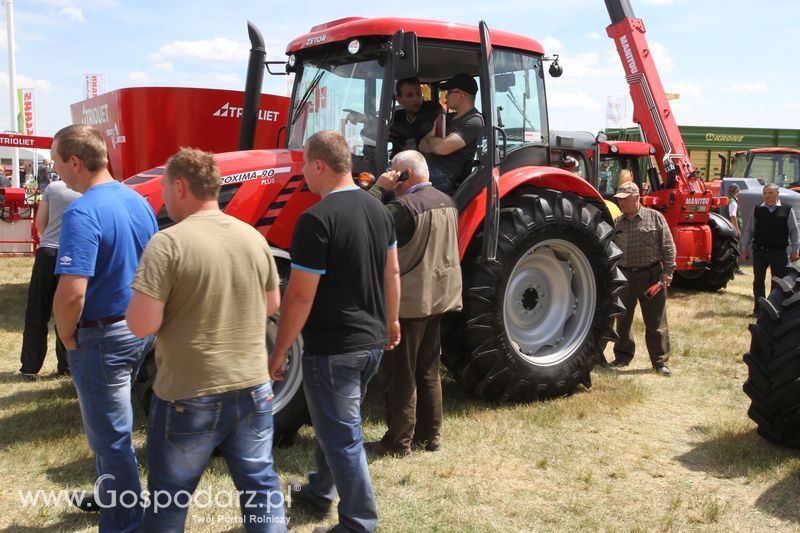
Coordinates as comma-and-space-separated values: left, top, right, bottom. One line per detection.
0, 256, 798, 532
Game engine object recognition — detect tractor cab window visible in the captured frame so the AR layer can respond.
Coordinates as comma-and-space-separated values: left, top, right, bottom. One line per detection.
599, 155, 641, 197
288, 56, 385, 176
748, 154, 800, 188
492, 49, 547, 151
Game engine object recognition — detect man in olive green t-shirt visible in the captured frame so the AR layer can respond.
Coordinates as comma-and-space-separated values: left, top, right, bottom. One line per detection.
126, 148, 286, 531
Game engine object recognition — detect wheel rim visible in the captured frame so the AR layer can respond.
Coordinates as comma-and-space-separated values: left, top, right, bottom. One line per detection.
266, 316, 303, 413
503, 238, 596, 366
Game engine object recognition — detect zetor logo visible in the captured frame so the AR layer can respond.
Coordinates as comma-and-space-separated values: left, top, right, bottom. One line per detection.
306, 35, 326, 46
619, 35, 638, 75
212, 103, 280, 122
685, 198, 711, 205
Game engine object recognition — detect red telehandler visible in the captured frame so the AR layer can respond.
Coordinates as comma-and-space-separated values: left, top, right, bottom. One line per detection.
604, 0, 738, 291
127, 16, 627, 443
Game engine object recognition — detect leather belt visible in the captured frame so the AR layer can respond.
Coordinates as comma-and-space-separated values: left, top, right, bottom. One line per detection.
77, 315, 126, 329
620, 262, 659, 273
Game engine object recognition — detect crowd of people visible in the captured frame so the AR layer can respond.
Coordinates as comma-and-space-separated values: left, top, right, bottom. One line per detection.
12, 75, 800, 533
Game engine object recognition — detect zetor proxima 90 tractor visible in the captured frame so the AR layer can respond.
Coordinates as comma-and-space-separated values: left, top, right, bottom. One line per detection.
128, 17, 626, 442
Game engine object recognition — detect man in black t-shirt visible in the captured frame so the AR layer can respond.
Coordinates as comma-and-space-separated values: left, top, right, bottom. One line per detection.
419, 73, 484, 193
390, 77, 442, 152
270, 131, 400, 533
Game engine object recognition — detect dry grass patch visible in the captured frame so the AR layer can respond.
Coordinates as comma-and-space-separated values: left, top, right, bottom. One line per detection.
0, 259, 799, 531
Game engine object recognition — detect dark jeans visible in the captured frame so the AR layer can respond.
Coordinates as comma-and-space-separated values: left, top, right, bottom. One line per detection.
428, 165, 459, 194
752, 248, 790, 312
301, 347, 383, 533
376, 315, 443, 452
143, 383, 286, 532
614, 264, 670, 368
69, 321, 154, 533
20, 246, 67, 374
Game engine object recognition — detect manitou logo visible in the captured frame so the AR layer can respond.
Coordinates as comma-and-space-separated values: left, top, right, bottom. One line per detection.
685, 198, 711, 205
619, 36, 638, 75
212, 103, 280, 122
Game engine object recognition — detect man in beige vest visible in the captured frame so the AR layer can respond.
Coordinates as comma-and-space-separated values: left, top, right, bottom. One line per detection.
366, 150, 462, 456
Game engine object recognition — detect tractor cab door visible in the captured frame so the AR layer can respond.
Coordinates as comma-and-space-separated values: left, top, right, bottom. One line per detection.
477, 21, 500, 261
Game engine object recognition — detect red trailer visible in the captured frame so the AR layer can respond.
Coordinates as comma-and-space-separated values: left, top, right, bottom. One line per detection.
70, 87, 290, 180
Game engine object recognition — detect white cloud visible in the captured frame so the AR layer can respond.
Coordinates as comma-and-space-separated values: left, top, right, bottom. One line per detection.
665, 82, 703, 99
540, 36, 564, 54
559, 52, 619, 78
209, 73, 240, 85
60, 6, 85, 23
128, 71, 148, 81
548, 91, 601, 111
152, 62, 174, 73
648, 42, 674, 73
150, 38, 249, 64
644, 0, 676, 4
586, 32, 602, 40
730, 82, 767, 94
783, 99, 800, 112
0, 72, 53, 92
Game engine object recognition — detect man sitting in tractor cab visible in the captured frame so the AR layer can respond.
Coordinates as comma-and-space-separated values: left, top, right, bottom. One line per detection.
418, 73, 484, 194
389, 77, 442, 153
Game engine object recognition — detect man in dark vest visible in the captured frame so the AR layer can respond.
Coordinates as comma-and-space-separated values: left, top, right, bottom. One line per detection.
740, 183, 800, 314
366, 150, 462, 456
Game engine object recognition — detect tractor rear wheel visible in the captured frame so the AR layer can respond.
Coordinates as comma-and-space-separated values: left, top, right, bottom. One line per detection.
672, 212, 739, 291
443, 188, 626, 401
744, 267, 800, 448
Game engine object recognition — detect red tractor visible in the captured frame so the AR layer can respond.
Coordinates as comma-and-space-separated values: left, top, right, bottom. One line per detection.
129, 17, 626, 442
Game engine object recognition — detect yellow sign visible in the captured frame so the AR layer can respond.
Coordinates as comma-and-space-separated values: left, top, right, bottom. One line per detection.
665, 93, 680, 101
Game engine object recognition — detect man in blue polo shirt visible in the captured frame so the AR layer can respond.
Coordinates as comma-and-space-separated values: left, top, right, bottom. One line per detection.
52, 124, 156, 532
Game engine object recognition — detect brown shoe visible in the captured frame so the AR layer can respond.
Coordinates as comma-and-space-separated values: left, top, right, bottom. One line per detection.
364, 440, 410, 457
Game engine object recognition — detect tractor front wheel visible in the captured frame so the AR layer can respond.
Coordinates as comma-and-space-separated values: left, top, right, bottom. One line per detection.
443, 188, 626, 401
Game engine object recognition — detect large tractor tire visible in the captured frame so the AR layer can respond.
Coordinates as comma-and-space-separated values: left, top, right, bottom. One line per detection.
133, 260, 309, 446
672, 212, 739, 291
443, 188, 626, 401
743, 267, 800, 447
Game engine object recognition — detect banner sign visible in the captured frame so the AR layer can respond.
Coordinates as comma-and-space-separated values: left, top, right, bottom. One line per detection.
16, 89, 35, 135
606, 95, 626, 128
83, 74, 105, 100
0, 133, 53, 150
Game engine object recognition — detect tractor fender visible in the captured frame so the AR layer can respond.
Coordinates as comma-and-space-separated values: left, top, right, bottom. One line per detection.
457, 166, 605, 258
708, 211, 738, 240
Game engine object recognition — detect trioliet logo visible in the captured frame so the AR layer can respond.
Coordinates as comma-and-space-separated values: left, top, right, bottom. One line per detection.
212, 103, 280, 122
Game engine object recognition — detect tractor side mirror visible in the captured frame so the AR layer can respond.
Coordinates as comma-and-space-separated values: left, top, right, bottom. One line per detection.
391, 31, 418, 80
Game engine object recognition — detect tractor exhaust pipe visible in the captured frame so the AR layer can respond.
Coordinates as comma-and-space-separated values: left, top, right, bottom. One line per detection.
238, 21, 266, 150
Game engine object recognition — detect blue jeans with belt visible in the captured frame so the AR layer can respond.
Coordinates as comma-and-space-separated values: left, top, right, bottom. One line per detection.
68, 321, 154, 533
301, 347, 383, 532
142, 382, 286, 532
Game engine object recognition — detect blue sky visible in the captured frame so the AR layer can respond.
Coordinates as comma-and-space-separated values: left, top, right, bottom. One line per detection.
1, 0, 798, 136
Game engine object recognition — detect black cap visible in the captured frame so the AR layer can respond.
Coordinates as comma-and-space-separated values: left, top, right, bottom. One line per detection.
442, 73, 478, 96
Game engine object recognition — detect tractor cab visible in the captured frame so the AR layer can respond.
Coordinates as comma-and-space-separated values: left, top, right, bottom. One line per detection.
277, 17, 552, 208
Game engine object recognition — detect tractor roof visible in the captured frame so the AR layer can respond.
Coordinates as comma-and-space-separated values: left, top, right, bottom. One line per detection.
748, 148, 800, 155
286, 17, 544, 55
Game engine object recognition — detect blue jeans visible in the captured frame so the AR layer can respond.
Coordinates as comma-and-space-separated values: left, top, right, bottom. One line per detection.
68, 321, 154, 533
143, 382, 286, 533
301, 347, 383, 533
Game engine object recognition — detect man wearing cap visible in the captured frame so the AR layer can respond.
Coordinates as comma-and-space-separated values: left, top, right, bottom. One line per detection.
418, 73, 484, 194
611, 181, 676, 376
